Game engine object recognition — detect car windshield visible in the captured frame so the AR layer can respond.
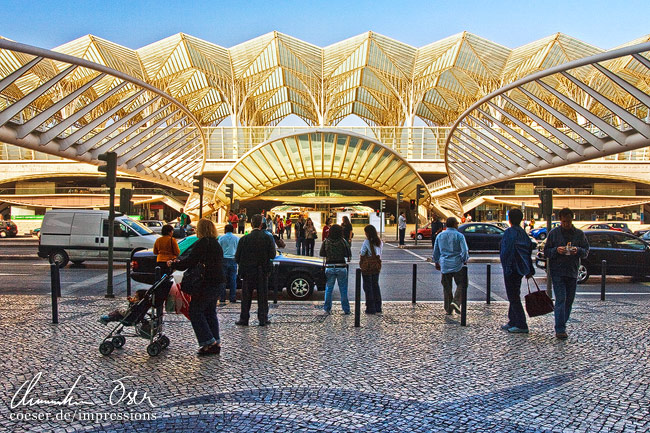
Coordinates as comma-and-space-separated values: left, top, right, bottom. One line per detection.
177, 235, 199, 254
121, 218, 154, 235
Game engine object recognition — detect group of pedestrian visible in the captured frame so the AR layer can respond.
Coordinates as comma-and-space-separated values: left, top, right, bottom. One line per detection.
431, 206, 589, 340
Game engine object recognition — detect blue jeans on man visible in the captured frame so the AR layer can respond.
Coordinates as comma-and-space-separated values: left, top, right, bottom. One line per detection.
504, 273, 527, 329
552, 275, 577, 333
220, 258, 238, 302
323, 267, 350, 314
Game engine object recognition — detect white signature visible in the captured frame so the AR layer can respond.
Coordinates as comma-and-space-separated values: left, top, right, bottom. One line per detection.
10, 372, 154, 409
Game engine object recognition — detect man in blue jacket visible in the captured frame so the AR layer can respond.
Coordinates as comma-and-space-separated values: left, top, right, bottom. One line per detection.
433, 217, 469, 315
500, 208, 535, 334
544, 208, 589, 340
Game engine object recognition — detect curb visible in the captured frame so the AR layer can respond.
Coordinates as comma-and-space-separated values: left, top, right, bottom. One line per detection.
0, 255, 38, 260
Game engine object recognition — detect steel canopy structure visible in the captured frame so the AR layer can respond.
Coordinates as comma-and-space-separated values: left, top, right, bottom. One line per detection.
214, 129, 428, 205
0, 38, 206, 192
0, 31, 649, 216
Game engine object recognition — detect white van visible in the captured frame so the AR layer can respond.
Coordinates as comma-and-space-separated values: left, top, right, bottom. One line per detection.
38, 210, 160, 267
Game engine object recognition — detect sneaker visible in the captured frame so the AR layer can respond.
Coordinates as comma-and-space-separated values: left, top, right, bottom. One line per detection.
445, 309, 453, 315
507, 326, 529, 334
500, 323, 512, 330
235, 320, 248, 326
555, 332, 568, 340
451, 302, 461, 314
98, 315, 109, 324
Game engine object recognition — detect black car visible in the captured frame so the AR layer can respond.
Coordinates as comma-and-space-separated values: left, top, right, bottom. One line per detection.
130, 235, 326, 300
0, 220, 18, 238
457, 223, 505, 251
535, 230, 650, 283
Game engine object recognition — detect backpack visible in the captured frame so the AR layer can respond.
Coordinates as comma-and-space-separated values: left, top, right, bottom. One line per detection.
185, 214, 191, 226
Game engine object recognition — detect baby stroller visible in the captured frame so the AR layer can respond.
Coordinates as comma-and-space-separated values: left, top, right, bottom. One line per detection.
99, 274, 173, 357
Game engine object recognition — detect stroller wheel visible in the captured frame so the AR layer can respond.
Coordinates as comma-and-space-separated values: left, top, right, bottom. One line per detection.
112, 336, 126, 348
159, 335, 170, 349
99, 341, 114, 356
147, 341, 162, 357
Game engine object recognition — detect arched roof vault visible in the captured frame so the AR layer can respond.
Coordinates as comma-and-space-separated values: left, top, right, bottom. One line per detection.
214, 129, 429, 205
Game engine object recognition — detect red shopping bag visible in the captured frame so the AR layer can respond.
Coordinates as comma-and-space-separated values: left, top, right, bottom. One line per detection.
167, 282, 191, 320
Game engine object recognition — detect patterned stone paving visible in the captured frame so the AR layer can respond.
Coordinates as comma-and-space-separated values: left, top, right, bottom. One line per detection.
0, 295, 649, 432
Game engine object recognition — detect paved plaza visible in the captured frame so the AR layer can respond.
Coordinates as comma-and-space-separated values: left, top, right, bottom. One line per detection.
1, 294, 649, 433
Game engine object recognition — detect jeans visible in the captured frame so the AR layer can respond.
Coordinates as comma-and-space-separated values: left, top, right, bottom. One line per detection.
296, 237, 306, 255
221, 258, 238, 302
552, 275, 577, 333
362, 273, 382, 314
441, 269, 466, 313
285, 227, 291, 239
323, 267, 350, 313
238, 225, 245, 234
399, 228, 406, 245
503, 272, 527, 329
305, 238, 315, 256
239, 269, 269, 324
189, 294, 220, 346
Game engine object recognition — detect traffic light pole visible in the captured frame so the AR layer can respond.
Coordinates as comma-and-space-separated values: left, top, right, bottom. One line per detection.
199, 190, 203, 219
106, 185, 115, 298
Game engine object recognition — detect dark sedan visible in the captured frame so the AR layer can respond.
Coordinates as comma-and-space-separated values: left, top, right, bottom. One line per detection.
130, 235, 326, 300
535, 230, 650, 283
457, 223, 505, 251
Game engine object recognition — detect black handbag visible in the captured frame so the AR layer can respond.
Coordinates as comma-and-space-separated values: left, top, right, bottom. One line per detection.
181, 262, 205, 296
524, 277, 554, 317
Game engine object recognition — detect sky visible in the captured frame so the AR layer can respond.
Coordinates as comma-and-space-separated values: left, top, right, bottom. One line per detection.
1, 0, 649, 50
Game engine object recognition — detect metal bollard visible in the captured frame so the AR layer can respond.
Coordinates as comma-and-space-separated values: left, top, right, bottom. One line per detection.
486, 264, 491, 304
126, 260, 132, 297
354, 268, 361, 327
50, 263, 59, 324
460, 266, 468, 327
155, 266, 161, 281
412, 263, 417, 304
601, 260, 607, 301
273, 263, 279, 304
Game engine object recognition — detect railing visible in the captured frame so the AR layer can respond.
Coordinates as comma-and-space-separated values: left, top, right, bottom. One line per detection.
0, 187, 179, 196
1, 125, 649, 163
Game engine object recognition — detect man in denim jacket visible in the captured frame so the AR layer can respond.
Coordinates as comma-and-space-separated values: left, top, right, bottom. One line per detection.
544, 208, 589, 340
500, 208, 535, 334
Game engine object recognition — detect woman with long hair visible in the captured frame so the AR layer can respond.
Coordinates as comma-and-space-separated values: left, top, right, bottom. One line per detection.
304, 218, 317, 256
318, 224, 352, 314
169, 218, 224, 355
341, 216, 354, 244
360, 224, 383, 314
322, 217, 332, 240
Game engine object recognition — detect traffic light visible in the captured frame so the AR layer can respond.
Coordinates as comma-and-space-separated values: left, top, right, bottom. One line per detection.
539, 189, 553, 217
396, 192, 403, 203
379, 199, 386, 212
225, 183, 234, 203
416, 184, 425, 202
97, 151, 117, 188
192, 175, 204, 196
410, 199, 416, 210
119, 188, 132, 214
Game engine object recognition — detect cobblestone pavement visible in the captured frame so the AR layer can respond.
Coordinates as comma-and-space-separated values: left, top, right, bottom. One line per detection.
1, 295, 649, 432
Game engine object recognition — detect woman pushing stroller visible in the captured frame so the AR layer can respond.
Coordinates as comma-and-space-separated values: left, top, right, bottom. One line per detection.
168, 218, 225, 356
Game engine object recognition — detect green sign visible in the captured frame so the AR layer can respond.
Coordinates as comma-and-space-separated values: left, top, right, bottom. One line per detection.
9, 215, 44, 220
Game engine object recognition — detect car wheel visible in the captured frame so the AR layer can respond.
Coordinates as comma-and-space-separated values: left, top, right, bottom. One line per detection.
538, 233, 547, 240
49, 250, 69, 268
417, 233, 423, 240
286, 273, 314, 300
577, 265, 589, 284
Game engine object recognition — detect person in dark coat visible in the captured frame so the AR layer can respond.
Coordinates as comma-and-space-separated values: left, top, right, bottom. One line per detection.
544, 207, 589, 340
499, 208, 535, 334
430, 216, 444, 249
169, 218, 224, 355
235, 214, 276, 326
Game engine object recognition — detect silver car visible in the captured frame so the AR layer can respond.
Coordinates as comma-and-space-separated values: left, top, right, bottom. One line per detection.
140, 220, 165, 234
